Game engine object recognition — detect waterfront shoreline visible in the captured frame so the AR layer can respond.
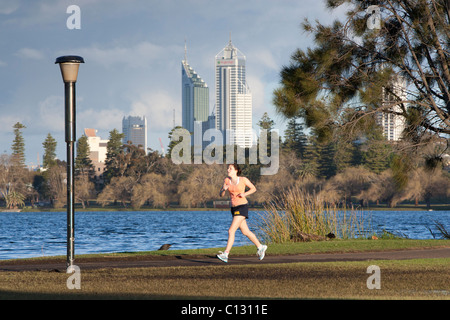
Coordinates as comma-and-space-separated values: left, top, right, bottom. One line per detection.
10, 202, 450, 213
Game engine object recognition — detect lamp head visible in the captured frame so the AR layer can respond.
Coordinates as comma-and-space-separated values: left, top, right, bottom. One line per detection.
55, 56, 84, 82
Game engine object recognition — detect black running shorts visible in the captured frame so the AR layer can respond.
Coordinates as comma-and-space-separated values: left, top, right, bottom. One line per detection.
230, 203, 249, 219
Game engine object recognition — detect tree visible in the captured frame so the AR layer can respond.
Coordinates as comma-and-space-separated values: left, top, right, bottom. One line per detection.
253, 151, 297, 203
358, 169, 400, 207
400, 167, 450, 209
320, 166, 377, 205
75, 175, 95, 209
358, 129, 394, 173
105, 142, 159, 184
5, 123, 31, 201
361, 139, 393, 174
97, 176, 135, 207
1, 190, 25, 209
167, 126, 186, 160
122, 144, 154, 181
42, 133, 57, 169
45, 164, 67, 208
283, 117, 307, 157
75, 135, 93, 176
257, 112, 275, 130
177, 164, 223, 208
334, 140, 360, 173
257, 112, 279, 165
131, 172, 170, 209
274, 0, 450, 146
301, 136, 321, 178
11, 122, 26, 167
104, 128, 124, 183
317, 141, 337, 179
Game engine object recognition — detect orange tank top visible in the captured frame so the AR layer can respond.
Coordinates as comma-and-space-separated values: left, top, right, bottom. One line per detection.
225, 177, 248, 207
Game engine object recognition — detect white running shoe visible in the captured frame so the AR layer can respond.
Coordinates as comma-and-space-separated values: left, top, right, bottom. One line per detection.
217, 251, 228, 263
257, 245, 268, 260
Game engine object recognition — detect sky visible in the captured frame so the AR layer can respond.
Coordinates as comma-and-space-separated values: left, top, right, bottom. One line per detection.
0, 0, 348, 167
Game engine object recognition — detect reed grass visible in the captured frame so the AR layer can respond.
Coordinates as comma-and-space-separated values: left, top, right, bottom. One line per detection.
433, 220, 450, 239
255, 187, 370, 243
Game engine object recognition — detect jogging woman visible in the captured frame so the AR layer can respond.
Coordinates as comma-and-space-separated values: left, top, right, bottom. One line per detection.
217, 164, 267, 263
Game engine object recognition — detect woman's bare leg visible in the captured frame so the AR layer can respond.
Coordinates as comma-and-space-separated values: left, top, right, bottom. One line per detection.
239, 219, 262, 248
225, 216, 246, 253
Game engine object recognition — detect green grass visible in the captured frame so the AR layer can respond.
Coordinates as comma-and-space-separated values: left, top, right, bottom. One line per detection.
85, 238, 450, 256
1, 239, 449, 300
1, 258, 449, 300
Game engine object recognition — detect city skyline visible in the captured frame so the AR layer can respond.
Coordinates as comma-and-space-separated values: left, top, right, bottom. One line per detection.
0, 1, 349, 166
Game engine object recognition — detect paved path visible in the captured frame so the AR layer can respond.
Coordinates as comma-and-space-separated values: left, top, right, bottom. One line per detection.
1, 247, 449, 272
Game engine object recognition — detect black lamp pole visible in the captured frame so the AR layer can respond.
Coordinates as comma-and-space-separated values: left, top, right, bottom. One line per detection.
55, 55, 84, 268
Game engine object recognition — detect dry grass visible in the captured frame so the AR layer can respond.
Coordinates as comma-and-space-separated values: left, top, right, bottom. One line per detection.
256, 187, 369, 243
1, 258, 449, 300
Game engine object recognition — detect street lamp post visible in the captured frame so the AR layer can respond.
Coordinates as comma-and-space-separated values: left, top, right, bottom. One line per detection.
55, 55, 84, 268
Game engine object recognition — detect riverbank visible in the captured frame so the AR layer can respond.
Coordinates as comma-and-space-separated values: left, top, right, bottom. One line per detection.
13, 202, 450, 213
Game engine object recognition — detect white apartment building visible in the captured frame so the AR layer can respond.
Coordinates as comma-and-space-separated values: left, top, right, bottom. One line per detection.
84, 128, 108, 177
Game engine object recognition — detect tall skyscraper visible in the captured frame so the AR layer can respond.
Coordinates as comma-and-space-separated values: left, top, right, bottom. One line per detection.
215, 38, 253, 148
122, 115, 148, 153
182, 43, 209, 134
376, 76, 407, 141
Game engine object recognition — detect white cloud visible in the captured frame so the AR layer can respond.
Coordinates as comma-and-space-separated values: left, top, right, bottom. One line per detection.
130, 90, 178, 131
38, 95, 64, 132
247, 75, 265, 113
250, 49, 279, 72
0, 0, 19, 15
78, 107, 125, 133
16, 48, 45, 60
70, 41, 180, 69
0, 114, 21, 134
36, 95, 124, 136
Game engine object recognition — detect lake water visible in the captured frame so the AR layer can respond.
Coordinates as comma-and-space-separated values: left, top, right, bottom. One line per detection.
0, 210, 449, 260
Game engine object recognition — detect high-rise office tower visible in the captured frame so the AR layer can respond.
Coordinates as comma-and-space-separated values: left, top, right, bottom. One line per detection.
122, 115, 148, 153
376, 76, 407, 141
182, 43, 209, 134
215, 38, 253, 148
